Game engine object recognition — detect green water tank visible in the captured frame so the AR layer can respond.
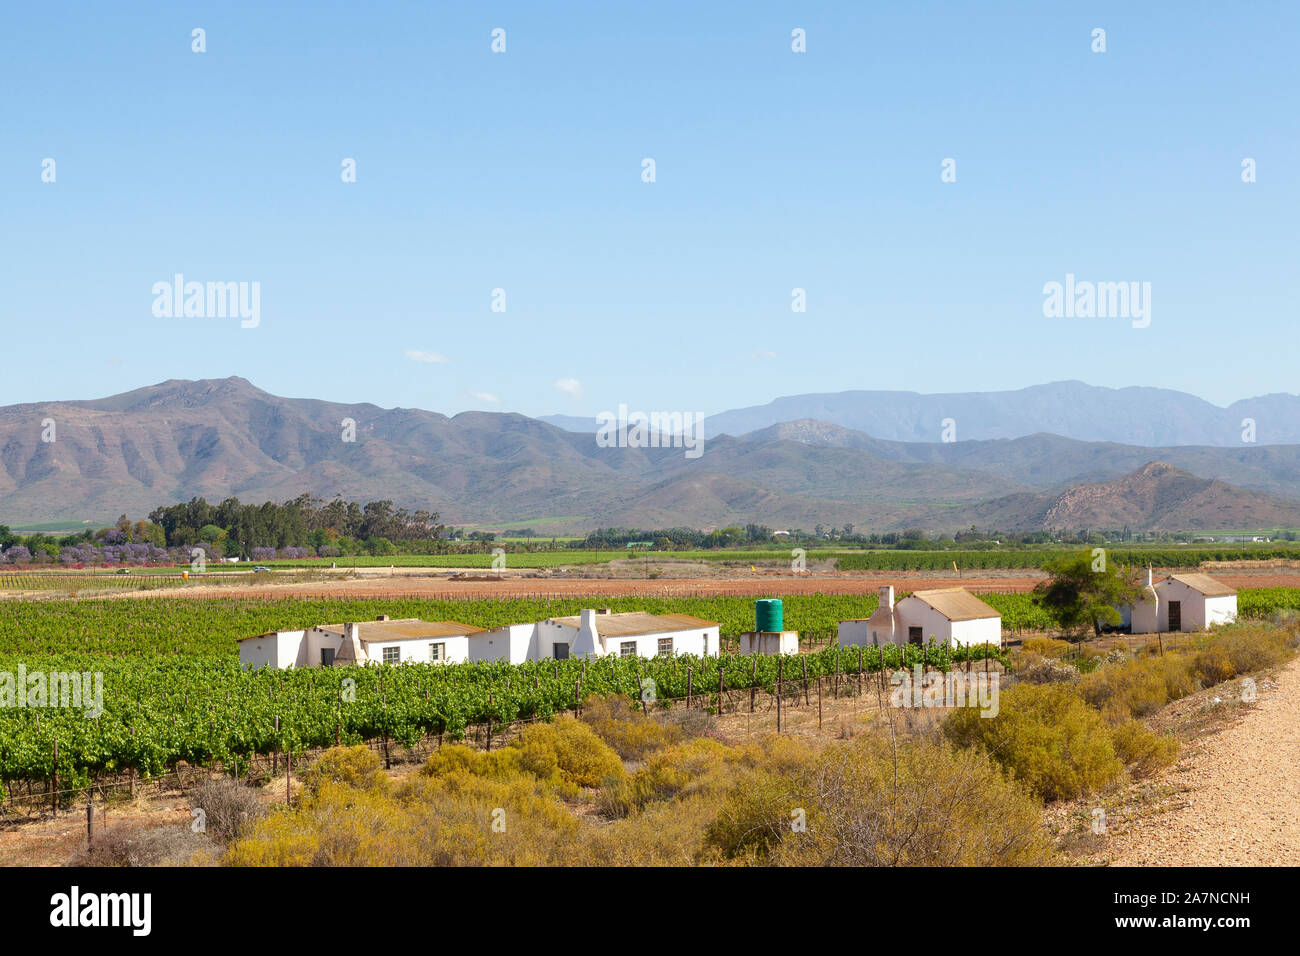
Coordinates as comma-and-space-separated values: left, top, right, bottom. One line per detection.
755, 598, 783, 634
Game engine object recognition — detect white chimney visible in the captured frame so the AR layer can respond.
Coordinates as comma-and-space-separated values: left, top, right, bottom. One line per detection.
345, 622, 360, 642
878, 585, 894, 611
1145, 567, 1153, 587
572, 609, 602, 658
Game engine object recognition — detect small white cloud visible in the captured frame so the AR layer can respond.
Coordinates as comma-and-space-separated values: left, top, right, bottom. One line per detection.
751, 349, 778, 360
404, 349, 450, 364
470, 391, 501, 404
554, 377, 583, 397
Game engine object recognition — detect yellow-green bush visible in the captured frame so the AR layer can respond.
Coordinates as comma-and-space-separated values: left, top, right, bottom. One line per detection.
579, 694, 683, 760
1192, 645, 1236, 686
945, 683, 1122, 801
513, 715, 626, 789
1212, 624, 1292, 674
1022, 637, 1072, 658
421, 716, 624, 794
1079, 659, 1172, 719
706, 734, 1055, 866
302, 745, 388, 795
1110, 719, 1179, 777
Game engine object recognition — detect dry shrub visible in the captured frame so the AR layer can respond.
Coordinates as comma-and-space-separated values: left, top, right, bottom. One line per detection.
599, 737, 742, 817
706, 733, 1055, 866
228, 769, 580, 866
1079, 659, 1170, 719
653, 704, 716, 740
423, 715, 624, 794
301, 745, 387, 795
74, 822, 215, 867
580, 793, 723, 866
1022, 637, 1071, 658
945, 683, 1122, 801
512, 716, 625, 789
189, 776, 265, 843
1019, 657, 1081, 685
1191, 645, 1236, 686
579, 694, 682, 760
1111, 719, 1179, 777
1212, 624, 1293, 674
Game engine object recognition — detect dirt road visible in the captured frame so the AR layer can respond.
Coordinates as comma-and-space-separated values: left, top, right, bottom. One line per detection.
1110, 656, 1300, 865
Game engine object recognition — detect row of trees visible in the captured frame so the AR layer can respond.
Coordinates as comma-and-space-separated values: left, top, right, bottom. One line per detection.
145, 495, 444, 555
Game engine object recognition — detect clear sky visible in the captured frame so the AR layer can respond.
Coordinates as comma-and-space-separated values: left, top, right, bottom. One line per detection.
2, 1, 1296, 417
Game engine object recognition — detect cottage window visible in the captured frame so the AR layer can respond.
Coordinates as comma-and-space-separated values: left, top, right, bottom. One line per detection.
619, 641, 637, 658
658, 637, 674, 657
382, 646, 401, 664
429, 642, 446, 662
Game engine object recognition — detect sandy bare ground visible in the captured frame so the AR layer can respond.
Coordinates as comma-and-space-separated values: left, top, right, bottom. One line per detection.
1108, 656, 1300, 865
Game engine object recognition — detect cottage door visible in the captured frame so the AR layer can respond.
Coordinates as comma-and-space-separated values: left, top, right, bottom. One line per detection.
908, 627, 923, 646
320, 647, 335, 666
1167, 601, 1181, 632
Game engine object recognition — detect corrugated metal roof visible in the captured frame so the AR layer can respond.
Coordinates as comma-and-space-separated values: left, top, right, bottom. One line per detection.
549, 611, 717, 637
907, 588, 1000, 622
1168, 573, 1237, 597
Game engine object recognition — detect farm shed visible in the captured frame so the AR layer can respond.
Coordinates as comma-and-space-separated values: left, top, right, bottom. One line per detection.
237, 616, 484, 669
1126, 571, 1237, 633
470, 609, 720, 662
838, 585, 1002, 649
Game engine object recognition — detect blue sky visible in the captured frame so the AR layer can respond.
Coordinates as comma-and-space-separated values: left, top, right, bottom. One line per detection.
2, 1, 1296, 417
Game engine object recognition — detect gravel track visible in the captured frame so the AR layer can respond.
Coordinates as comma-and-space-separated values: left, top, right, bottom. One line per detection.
1110, 656, 1300, 865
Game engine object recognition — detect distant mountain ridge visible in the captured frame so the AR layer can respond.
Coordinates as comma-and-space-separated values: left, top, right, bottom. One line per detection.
3, 377, 1300, 534
542, 381, 1300, 446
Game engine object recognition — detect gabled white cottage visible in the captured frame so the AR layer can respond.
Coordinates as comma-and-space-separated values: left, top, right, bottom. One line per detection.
1127, 571, 1237, 633
237, 616, 484, 669
838, 585, 1002, 649
470, 609, 720, 662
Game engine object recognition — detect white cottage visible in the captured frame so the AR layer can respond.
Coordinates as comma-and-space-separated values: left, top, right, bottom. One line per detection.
470, 609, 720, 662
237, 616, 484, 669
1126, 571, 1237, 633
838, 585, 1002, 649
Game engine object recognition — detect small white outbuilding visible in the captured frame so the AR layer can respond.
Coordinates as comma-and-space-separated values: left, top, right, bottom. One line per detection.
838, 585, 1002, 650
1127, 571, 1237, 633
736, 631, 799, 655
470, 609, 720, 662
237, 616, 484, 669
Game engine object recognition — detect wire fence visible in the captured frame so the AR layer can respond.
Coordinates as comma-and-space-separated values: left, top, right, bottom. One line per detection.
0, 655, 1005, 827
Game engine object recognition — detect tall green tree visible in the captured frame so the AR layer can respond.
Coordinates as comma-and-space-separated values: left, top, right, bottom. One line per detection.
1032, 550, 1141, 638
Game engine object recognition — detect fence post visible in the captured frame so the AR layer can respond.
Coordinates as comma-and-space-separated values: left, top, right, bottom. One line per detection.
817, 676, 823, 730
87, 798, 95, 845
776, 658, 783, 733
52, 740, 58, 815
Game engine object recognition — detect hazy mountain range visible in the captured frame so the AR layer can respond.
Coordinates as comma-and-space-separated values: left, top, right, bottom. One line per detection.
3, 377, 1300, 534
542, 381, 1300, 446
